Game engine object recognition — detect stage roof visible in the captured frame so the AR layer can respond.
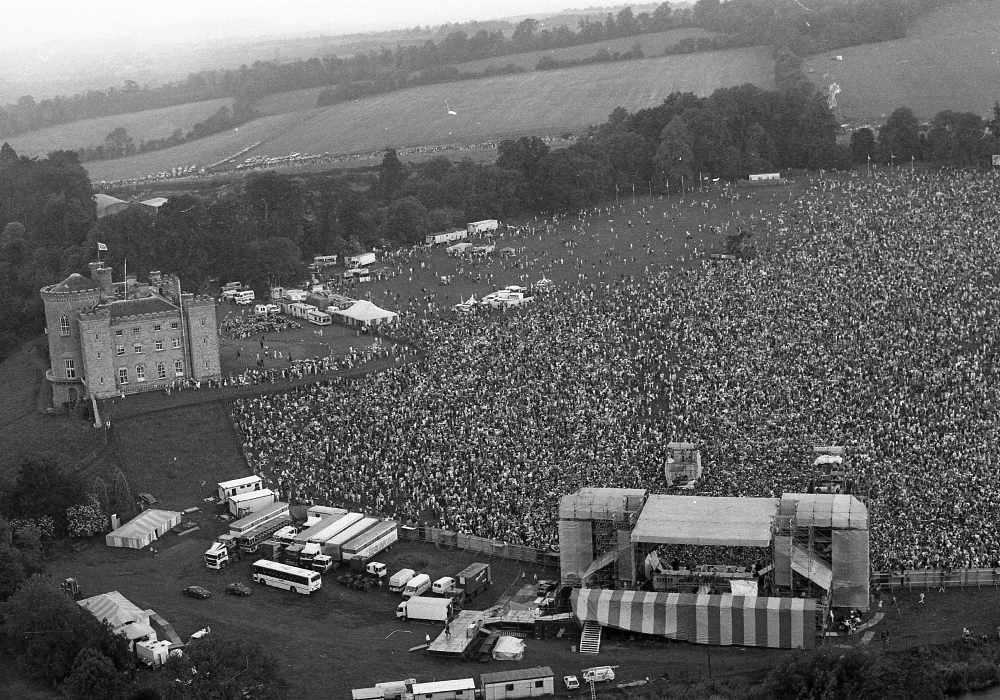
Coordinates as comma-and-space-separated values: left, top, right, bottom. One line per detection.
559, 488, 647, 520
781, 493, 868, 529
631, 495, 779, 547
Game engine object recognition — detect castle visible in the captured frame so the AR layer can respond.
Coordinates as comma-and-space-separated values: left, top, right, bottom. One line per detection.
41, 262, 221, 406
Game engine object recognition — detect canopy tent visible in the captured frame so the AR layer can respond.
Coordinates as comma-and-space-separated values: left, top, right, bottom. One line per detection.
631, 495, 779, 547
492, 636, 525, 660
571, 588, 816, 649
105, 509, 181, 549
331, 300, 398, 328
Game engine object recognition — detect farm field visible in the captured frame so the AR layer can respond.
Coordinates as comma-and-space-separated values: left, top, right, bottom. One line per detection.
805, 0, 1000, 124
452, 27, 717, 74
4, 97, 234, 158
85, 45, 774, 182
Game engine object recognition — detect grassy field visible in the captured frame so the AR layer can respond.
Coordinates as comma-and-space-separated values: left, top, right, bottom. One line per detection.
5, 97, 234, 158
84, 46, 774, 182
453, 27, 717, 74
805, 0, 1000, 124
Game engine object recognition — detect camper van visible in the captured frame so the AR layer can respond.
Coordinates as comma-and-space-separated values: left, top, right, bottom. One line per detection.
431, 576, 455, 595
401, 573, 431, 599
234, 289, 255, 305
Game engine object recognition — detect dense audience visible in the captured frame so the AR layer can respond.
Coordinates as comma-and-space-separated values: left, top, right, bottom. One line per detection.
220, 311, 302, 339
232, 168, 1000, 572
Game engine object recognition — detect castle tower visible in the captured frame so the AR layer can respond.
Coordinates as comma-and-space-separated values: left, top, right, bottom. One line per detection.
40, 273, 103, 405
183, 294, 222, 382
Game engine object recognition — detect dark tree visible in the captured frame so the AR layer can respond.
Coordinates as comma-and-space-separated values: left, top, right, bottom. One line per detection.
377, 149, 406, 200
850, 127, 877, 164
878, 107, 921, 163
2, 456, 87, 533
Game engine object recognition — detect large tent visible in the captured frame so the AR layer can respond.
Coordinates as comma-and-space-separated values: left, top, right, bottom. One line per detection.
631, 495, 780, 547
105, 509, 181, 549
571, 588, 817, 649
331, 300, 398, 328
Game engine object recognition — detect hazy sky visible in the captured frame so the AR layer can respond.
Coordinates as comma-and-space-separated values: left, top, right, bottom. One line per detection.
2, 0, 582, 50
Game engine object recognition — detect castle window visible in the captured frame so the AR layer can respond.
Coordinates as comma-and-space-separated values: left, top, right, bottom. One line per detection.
155, 339, 164, 351
172, 337, 181, 349
118, 367, 128, 384
153, 323, 161, 331
170, 321, 179, 330
116, 344, 125, 356
133, 343, 143, 354
64, 359, 75, 379
174, 359, 184, 376
136, 365, 145, 382
201, 317, 206, 326
115, 329, 123, 337
96, 351, 101, 359
132, 327, 140, 336
59, 315, 70, 336
203, 336, 207, 345
157, 362, 166, 379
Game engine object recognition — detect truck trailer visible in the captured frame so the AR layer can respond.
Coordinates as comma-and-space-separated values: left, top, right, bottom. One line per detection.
467, 219, 499, 234
455, 562, 493, 598
396, 595, 453, 622
340, 521, 398, 561
322, 516, 378, 560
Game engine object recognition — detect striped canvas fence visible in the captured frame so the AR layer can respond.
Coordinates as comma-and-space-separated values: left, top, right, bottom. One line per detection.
570, 588, 817, 649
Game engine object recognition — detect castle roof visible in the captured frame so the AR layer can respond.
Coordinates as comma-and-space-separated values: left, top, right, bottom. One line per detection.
108, 296, 177, 320
49, 273, 103, 293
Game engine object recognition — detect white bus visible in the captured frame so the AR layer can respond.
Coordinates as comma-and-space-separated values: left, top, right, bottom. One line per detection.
251, 559, 322, 594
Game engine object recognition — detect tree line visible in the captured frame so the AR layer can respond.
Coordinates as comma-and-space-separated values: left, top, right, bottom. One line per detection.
1, 0, 959, 139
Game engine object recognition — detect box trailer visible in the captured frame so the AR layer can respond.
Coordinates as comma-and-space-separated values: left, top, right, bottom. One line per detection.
345, 252, 376, 267
396, 595, 453, 622
456, 562, 493, 598
307, 505, 348, 520
467, 219, 499, 234
389, 568, 416, 593
217, 475, 262, 501
228, 489, 276, 517
322, 516, 378, 560
425, 229, 469, 245
340, 521, 398, 561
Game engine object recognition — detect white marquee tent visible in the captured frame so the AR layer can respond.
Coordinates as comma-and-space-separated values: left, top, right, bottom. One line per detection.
105, 509, 182, 549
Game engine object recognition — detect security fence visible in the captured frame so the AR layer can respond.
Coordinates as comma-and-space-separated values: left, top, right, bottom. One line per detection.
399, 524, 560, 569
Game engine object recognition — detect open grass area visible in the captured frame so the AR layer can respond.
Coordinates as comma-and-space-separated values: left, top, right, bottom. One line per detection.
83, 46, 774, 182
805, 0, 1000, 123
5, 97, 234, 158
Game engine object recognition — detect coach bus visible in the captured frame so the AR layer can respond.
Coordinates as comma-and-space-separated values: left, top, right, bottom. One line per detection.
251, 559, 322, 594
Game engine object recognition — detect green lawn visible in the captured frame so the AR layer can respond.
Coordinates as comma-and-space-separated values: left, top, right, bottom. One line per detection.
805, 0, 1000, 123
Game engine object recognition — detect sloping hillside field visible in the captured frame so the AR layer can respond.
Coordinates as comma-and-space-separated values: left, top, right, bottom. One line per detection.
806, 0, 1000, 123
84, 46, 773, 181
6, 97, 234, 157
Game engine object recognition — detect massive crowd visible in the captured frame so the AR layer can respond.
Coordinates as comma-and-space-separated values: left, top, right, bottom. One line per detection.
232, 168, 1000, 572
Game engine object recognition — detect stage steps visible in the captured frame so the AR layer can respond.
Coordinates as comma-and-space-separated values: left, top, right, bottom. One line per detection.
579, 621, 602, 654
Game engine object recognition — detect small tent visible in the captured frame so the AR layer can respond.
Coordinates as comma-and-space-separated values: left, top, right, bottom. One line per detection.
332, 300, 398, 328
492, 636, 525, 661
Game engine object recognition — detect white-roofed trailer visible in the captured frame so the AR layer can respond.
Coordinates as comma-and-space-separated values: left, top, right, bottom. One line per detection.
228, 488, 276, 517
323, 516, 379, 560
426, 229, 469, 245
467, 219, 499, 234
217, 475, 263, 501
409, 678, 476, 700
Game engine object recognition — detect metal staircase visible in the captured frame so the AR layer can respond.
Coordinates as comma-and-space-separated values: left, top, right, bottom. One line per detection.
579, 620, 602, 654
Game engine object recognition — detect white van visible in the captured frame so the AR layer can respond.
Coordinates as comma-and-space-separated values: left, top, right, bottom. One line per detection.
234, 290, 255, 305
402, 573, 431, 599
431, 576, 455, 595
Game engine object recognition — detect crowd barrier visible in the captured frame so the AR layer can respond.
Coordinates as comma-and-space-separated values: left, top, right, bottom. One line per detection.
872, 567, 1000, 591
399, 524, 560, 569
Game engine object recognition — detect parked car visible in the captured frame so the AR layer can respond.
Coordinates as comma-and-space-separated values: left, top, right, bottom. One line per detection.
226, 582, 252, 597
582, 666, 616, 683
564, 675, 580, 690
183, 585, 212, 599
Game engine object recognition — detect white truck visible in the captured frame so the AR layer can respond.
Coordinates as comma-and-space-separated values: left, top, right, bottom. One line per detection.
227, 488, 276, 517
388, 568, 416, 593
401, 573, 431, 599
431, 576, 455, 595
396, 595, 453, 622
